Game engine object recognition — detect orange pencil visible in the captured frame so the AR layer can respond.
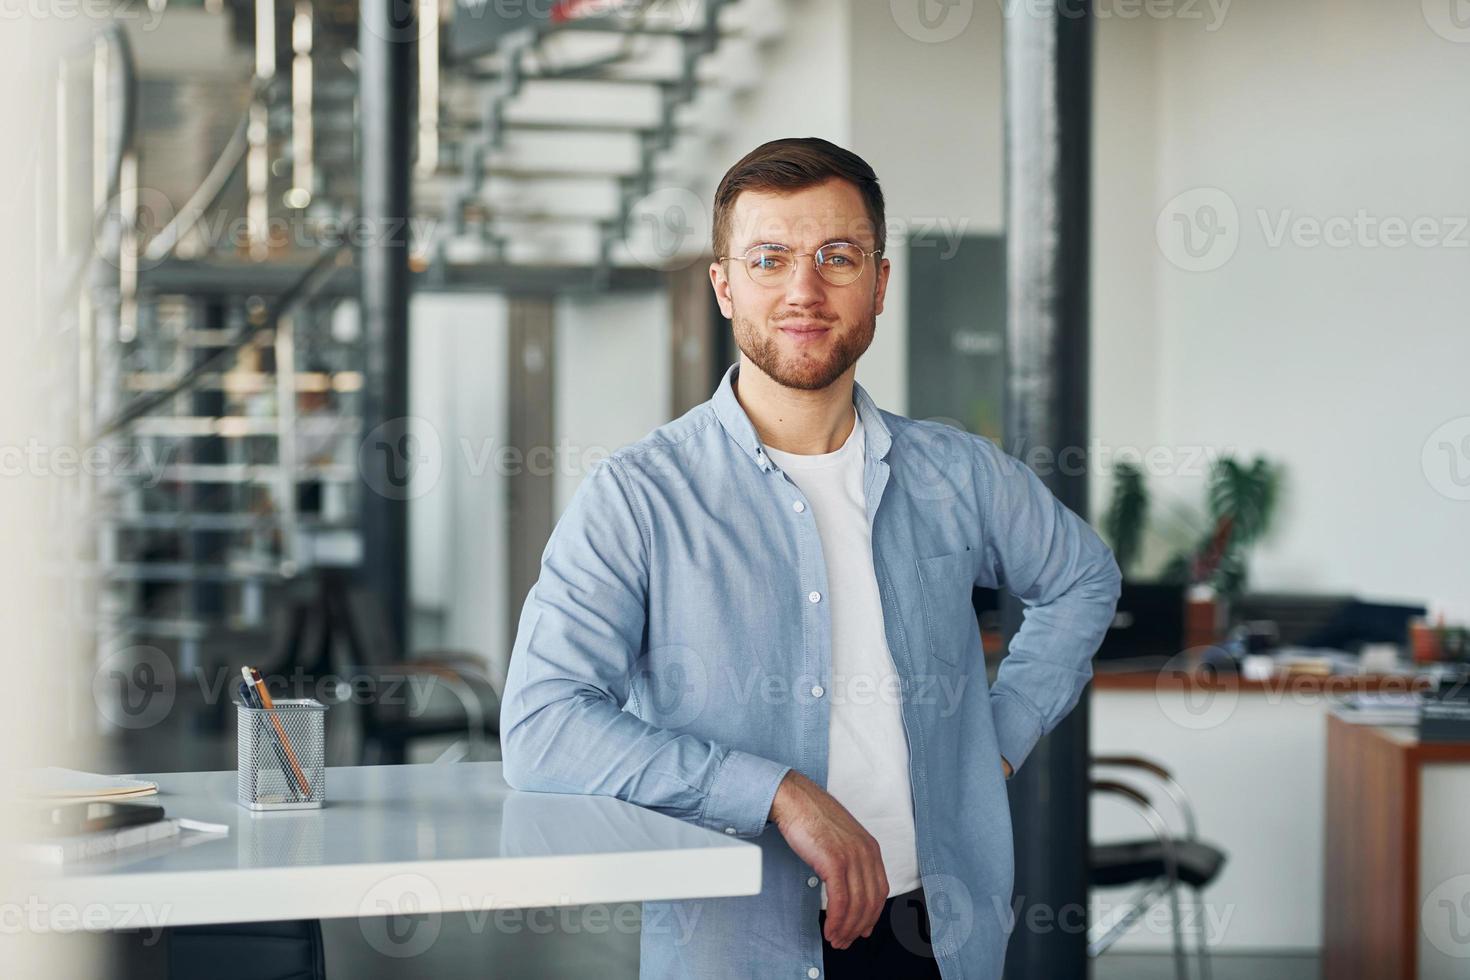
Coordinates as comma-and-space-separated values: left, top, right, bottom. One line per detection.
244, 667, 312, 798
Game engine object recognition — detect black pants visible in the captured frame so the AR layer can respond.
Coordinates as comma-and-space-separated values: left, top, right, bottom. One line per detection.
819, 886, 943, 979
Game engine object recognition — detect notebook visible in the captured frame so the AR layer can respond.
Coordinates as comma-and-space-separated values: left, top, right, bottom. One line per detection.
16, 768, 159, 804
23, 818, 182, 864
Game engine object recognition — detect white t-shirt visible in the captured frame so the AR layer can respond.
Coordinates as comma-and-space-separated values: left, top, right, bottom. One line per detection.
763, 411, 921, 909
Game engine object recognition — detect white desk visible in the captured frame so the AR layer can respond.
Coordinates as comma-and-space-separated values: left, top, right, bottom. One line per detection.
20, 763, 761, 930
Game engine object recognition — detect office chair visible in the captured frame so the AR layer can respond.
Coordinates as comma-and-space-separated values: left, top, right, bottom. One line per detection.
333, 579, 502, 764
1089, 755, 1227, 980
266, 568, 502, 765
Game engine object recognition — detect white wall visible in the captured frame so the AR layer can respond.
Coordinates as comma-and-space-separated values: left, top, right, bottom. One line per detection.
1093, 690, 1329, 951
1135, 1, 1470, 620
1091, 14, 1165, 526
553, 291, 673, 514
409, 293, 511, 677
830, 2, 1470, 624
688, 0, 854, 204
847, 0, 1007, 416
1419, 765, 1470, 979
409, 288, 668, 678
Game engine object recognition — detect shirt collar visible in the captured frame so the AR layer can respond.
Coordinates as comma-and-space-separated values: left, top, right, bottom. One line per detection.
710, 362, 893, 471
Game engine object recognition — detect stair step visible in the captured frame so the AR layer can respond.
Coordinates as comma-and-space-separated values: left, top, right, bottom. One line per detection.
124, 371, 363, 394
99, 562, 286, 583
99, 513, 358, 532
129, 416, 360, 438
149, 463, 358, 484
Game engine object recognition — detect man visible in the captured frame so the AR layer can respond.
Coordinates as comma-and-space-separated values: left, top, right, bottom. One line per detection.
501, 138, 1122, 979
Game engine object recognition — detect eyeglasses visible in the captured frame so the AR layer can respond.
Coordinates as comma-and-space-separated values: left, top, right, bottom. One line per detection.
719, 242, 883, 287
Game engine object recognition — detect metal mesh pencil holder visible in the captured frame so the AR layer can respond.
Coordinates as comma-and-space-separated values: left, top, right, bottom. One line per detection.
236, 699, 327, 810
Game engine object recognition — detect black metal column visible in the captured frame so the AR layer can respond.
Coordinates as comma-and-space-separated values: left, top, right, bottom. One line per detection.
357, 0, 414, 653
1001, 1, 1093, 978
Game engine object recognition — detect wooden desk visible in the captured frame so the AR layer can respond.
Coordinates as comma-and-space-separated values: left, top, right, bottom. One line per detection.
1322, 717, 1470, 979
1091, 667, 1434, 695
1088, 668, 1439, 953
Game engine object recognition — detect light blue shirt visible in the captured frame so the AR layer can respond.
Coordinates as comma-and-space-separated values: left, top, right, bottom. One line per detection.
501, 363, 1122, 979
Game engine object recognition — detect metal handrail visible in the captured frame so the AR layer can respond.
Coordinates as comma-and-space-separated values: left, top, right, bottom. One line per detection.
89, 243, 352, 442
51, 24, 138, 313
141, 75, 277, 265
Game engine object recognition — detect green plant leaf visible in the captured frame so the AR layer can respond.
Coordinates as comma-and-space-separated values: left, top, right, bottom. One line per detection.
1102, 461, 1149, 578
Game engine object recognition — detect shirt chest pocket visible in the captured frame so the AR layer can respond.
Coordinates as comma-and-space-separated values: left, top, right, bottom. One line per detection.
915, 550, 982, 668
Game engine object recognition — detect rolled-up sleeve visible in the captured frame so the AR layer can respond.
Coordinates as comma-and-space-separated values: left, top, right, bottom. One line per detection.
975, 445, 1123, 773
499, 457, 791, 838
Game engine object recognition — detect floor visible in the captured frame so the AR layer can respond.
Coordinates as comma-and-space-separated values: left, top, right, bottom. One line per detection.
98, 916, 1322, 980
316, 913, 1319, 979
1095, 951, 1319, 980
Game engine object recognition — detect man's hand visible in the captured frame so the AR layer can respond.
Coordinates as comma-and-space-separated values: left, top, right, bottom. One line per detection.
768, 770, 888, 950
1002, 755, 1013, 779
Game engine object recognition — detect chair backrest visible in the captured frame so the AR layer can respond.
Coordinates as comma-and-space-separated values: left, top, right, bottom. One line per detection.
330, 575, 402, 672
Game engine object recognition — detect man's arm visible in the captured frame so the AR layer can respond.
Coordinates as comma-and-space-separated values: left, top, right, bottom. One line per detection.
976, 445, 1123, 775
499, 459, 791, 839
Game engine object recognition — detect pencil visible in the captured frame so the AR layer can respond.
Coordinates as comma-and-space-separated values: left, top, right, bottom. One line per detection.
238, 680, 300, 802
243, 667, 313, 799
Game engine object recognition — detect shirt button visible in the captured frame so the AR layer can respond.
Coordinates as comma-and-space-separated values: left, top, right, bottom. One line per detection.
808, 969, 820, 979
808, 591, 821, 604
724, 827, 736, 835
792, 500, 806, 513
807, 875, 819, 887
811, 685, 824, 699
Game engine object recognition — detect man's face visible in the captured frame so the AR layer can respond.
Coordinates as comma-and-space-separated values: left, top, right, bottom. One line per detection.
710, 178, 890, 392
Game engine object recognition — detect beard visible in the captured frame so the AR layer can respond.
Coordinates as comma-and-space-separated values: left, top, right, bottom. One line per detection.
730, 305, 877, 392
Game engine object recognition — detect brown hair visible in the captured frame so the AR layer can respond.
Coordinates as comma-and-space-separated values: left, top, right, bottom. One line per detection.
711, 137, 886, 259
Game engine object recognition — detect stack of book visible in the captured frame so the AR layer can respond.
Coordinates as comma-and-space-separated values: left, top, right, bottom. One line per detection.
17, 768, 225, 864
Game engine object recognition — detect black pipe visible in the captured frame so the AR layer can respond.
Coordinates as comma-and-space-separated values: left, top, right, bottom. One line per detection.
1001, 1, 1094, 977
358, 0, 415, 653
